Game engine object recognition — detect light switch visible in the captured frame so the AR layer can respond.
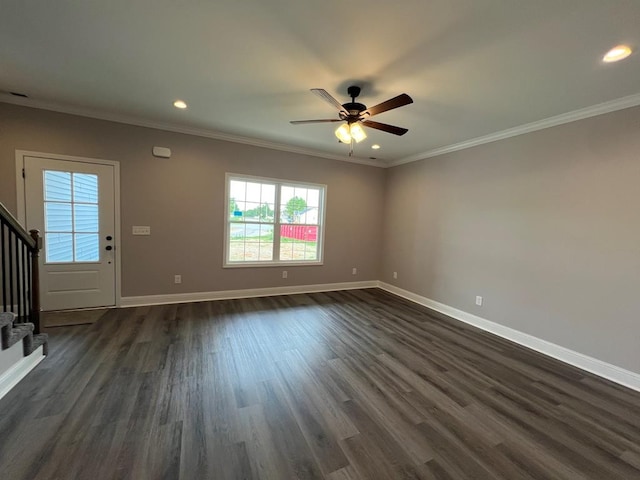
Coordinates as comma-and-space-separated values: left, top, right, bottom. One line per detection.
132, 226, 151, 235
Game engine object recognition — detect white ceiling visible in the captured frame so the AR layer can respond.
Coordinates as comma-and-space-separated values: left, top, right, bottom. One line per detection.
1, 0, 639, 166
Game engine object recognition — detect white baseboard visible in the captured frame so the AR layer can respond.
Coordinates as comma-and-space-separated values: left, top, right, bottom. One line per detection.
378, 282, 640, 393
122, 279, 640, 392
120, 280, 379, 308
0, 345, 45, 401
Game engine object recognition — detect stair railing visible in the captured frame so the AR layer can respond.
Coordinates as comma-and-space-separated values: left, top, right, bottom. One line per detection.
0, 202, 41, 334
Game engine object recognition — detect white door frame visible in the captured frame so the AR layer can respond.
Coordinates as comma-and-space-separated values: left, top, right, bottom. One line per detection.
15, 150, 122, 308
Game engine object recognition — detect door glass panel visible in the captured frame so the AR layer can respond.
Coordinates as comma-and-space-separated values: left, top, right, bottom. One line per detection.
45, 202, 72, 231
74, 204, 99, 232
45, 233, 73, 262
44, 171, 72, 201
75, 233, 99, 261
43, 170, 100, 263
73, 173, 98, 202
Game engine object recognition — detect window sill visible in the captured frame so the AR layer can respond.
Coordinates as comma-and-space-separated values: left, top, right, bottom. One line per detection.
223, 261, 324, 268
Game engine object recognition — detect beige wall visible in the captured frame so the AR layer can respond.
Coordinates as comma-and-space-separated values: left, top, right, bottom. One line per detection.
0, 103, 385, 296
382, 105, 640, 373
2, 102, 638, 375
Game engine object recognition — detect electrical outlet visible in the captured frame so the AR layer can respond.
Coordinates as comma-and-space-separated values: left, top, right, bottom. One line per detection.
174, 275, 182, 284
475, 295, 483, 306
282, 270, 288, 279
352, 267, 357, 275
393, 271, 398, 279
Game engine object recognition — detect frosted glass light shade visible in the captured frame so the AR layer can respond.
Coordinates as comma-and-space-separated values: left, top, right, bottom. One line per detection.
334, 123, 367, 143
335, 124, 352, 143
350, 123, 367, 143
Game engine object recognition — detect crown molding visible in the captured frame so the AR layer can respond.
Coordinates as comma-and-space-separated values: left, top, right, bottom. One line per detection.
0, 95, 385, 168
390, 92, 640, 167
5, 92, 640, 169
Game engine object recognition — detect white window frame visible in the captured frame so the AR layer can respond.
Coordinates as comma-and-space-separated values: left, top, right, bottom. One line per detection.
223, 173, 326, 268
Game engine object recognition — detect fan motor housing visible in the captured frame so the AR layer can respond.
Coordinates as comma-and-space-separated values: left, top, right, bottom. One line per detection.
342, 102, 367, 116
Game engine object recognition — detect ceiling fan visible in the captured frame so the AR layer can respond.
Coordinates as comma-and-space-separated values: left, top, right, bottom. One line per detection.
290, 86, 413, 155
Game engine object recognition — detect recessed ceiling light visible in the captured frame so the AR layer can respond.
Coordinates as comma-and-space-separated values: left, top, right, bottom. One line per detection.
173, 100, 187, 109
603, 45, 632, 63
371, 144, 381, 150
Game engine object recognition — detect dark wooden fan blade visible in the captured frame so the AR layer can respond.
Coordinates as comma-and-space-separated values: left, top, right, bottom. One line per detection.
290, 119, 342, 124
311, 88, 348, 113
361, 120, 408, 136
361, 93, 413, 117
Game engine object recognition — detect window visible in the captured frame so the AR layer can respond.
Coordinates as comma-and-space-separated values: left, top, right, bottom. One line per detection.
225, 174, 325, 266
43, 170, 100, 263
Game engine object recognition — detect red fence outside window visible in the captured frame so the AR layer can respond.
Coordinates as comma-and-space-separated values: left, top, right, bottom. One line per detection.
280, 225, 317, 241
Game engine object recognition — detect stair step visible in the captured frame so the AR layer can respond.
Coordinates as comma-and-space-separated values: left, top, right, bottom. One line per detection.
1, 311, 48, 358
24, 333, 49, 356
0, 312, 16, 329
2, 322, 34, 350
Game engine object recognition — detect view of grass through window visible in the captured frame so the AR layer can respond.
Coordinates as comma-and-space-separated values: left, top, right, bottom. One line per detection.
226, 175, 324, 264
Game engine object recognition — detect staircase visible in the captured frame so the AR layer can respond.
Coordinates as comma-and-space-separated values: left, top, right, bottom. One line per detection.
1, 312, 48, 356
1, 202, 48, 398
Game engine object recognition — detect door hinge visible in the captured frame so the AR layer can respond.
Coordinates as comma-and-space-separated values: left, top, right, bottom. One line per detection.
22, 168, 25, 178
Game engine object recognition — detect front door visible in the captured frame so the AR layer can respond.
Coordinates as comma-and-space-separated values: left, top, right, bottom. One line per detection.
24, 156, 116, 311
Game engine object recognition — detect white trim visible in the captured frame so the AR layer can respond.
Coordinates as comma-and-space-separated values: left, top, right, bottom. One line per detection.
120, 280, 378, 307
0, 346, 45, 401
15, 150, 122, 308
378, 282, 640, 392
0, 97, 383, 168
390, 93, 640, 167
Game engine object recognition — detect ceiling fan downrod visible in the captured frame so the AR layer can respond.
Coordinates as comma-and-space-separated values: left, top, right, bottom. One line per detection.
343, 85, 367, 118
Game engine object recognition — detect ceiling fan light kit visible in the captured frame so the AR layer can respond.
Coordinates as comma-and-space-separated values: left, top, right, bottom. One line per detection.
335, 122, 367, 143
291, 85, 413, 155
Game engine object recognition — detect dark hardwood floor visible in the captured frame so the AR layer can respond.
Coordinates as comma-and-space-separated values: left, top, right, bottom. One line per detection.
1, 288, 639, 479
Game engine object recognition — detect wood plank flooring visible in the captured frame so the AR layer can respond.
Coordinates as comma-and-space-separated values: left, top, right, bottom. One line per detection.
1, 288, 639, 479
